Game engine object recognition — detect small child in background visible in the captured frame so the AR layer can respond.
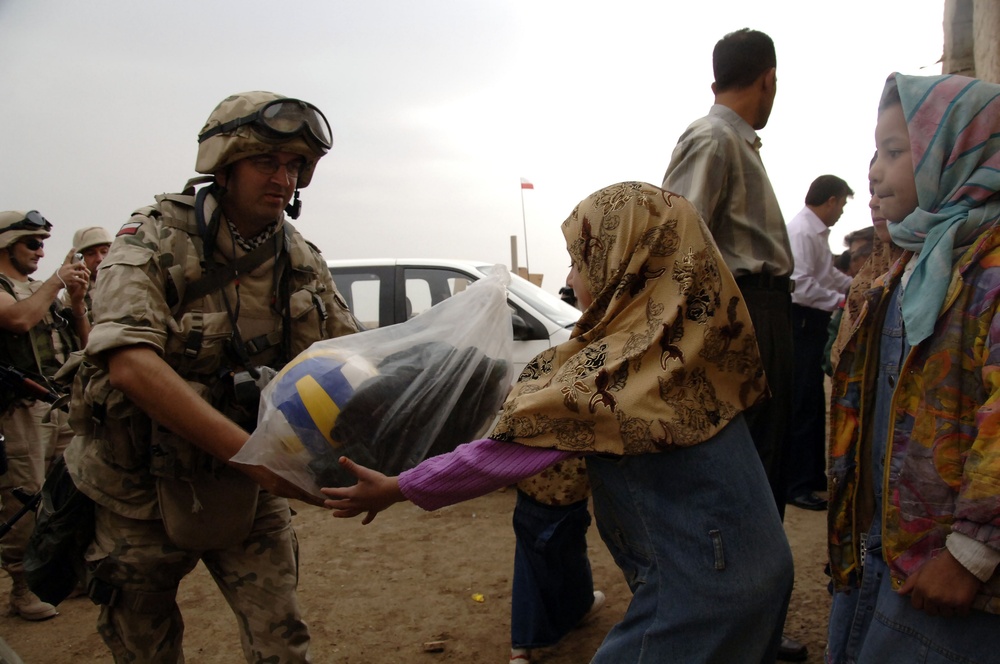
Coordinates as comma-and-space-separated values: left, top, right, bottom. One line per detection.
826, 73, 1000, 662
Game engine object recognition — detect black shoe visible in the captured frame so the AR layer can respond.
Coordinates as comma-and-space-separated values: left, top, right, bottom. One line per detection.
777, 634, 808, 661
788, 492, 827, 511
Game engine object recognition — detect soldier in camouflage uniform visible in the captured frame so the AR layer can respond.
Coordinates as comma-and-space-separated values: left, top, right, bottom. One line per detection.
71, 226, 113, 288
0, 210, 90, 621
63, 92, 358, 663
58, 226, 113, 322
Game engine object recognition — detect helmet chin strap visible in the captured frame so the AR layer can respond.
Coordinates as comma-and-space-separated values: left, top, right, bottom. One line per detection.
285, 189, 301, 220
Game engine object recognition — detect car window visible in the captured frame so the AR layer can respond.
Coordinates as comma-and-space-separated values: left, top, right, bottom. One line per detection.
479, 266, 581, 329
330, 270, 384, 328
403, 268, 475, 318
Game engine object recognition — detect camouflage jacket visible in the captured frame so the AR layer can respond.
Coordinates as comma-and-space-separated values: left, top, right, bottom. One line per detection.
0, 275, 81, 409
64, 187, 358, 518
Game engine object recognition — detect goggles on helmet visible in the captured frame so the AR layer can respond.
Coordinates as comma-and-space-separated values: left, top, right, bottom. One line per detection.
1, 210, 52, 233
198, 98, 333, 150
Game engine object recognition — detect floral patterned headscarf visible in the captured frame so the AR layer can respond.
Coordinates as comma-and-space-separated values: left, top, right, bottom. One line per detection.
830, 232, 905, 372
490, 182, 766, 456
885, 73, 1000, 345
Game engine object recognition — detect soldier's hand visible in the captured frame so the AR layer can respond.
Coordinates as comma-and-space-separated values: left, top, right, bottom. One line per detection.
55, 261, 90, 299
234, 463, 325, 507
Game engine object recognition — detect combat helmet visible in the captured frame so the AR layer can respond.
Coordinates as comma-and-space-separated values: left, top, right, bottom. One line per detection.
0, 210, 52, 249
195, 91, 332, 188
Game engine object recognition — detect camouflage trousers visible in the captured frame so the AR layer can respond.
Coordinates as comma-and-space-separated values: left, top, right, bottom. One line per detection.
87, 491, 311, 663
0, 401, 73, 572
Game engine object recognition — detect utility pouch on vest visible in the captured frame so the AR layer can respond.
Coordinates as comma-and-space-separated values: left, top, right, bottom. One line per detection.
156, 464, 258, 551
148, 376, 258, 550
71, 362, 150, 472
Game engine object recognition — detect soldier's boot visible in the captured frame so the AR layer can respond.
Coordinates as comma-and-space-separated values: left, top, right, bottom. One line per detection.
7, 573, 57, 621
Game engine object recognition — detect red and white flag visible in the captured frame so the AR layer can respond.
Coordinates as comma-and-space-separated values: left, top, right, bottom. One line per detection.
520, 177, 534, 190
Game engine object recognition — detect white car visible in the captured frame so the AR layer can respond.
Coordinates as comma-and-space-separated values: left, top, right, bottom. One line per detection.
327, 258, 580, 378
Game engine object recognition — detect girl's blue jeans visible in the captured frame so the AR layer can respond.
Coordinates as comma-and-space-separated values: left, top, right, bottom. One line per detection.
586, 414, 793, 664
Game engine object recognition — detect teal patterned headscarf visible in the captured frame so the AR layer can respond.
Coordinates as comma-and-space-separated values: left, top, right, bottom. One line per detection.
885, 73, 1000, 345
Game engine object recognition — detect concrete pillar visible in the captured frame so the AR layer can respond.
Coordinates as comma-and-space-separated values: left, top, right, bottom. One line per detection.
943, 0, 975, 76
973, 0, 1000, 82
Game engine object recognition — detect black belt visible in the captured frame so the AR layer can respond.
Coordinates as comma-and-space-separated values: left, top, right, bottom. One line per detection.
735, 273, 795, 293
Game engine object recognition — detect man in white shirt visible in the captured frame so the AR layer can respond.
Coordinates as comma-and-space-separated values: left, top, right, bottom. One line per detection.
784, 175, 854, 511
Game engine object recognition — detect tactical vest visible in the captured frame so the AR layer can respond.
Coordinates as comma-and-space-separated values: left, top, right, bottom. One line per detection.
71, 186, 355, 493
0, 275, 79, 409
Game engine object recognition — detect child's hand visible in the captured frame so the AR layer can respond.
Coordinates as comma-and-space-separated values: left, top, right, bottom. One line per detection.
321, 457, 405, 524
898, 549, 980, 617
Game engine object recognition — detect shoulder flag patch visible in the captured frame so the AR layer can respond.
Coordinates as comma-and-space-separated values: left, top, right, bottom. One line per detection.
117, 221, 143, 236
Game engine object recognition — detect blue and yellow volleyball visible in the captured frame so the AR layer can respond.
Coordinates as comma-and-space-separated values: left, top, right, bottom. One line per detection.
269, 349, 379, 457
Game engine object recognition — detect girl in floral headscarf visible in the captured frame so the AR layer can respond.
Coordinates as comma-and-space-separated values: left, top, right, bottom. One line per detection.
323, 182, 793, 662
826, 73, 1000, 663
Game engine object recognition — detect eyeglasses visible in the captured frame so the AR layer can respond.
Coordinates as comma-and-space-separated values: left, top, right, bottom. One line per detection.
199, 98, 333, 150
246, 154, 305, 178
20, 238, 44, 251
2, 210, 52, 234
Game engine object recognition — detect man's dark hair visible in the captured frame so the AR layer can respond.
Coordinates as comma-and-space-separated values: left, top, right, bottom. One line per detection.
713, 29, 776, 92
834, 249, 852, 273
558, 285, 577, 307
806, 174, 854, 206
844, 226, 875, 248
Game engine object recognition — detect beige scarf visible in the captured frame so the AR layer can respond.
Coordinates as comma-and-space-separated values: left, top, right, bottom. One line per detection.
490, 182, 766, 455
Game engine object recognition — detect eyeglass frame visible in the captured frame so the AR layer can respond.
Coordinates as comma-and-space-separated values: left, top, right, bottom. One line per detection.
245, 154, 306, 179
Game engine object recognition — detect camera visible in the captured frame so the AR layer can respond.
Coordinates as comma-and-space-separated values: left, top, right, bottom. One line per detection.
232, 370, 261, 407
231, 366, 277, 407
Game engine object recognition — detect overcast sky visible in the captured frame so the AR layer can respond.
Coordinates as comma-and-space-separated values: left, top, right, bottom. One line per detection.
0, 0, 944, 295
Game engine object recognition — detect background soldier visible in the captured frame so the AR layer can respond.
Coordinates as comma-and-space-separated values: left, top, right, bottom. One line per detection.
0, 210, 89, 620
70, 227, 113, 287
58, 226, 112, 323
64, 92, 358, 662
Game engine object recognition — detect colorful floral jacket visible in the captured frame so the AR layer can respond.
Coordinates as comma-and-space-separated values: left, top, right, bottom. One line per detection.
828, 225, 1000, 614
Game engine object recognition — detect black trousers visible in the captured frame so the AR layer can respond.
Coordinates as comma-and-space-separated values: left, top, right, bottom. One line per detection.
736, 284, 794, 518
783, 304, 832, 501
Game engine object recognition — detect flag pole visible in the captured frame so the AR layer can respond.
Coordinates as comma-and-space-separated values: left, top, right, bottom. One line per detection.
520, 186, 530, 274
519, 177, 533, 273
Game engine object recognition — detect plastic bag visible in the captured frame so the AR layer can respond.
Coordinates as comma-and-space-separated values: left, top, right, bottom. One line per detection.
231, 266, 515, 496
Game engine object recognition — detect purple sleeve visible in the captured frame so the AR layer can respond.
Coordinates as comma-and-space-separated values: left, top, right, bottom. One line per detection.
397, 438, 578, 511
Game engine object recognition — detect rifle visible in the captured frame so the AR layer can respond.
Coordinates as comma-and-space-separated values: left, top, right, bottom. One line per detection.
0, 365, 61, 404
0, 369, 65, 536
0, 485, 40, 540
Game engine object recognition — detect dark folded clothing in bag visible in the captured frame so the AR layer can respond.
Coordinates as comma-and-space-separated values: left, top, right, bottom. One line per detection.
308, 342, 509, 487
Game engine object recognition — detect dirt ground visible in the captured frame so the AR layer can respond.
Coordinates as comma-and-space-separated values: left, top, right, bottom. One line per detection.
0, 487, 830, 663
